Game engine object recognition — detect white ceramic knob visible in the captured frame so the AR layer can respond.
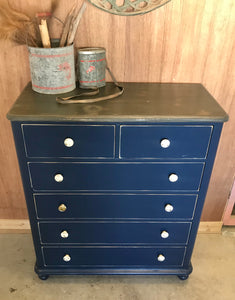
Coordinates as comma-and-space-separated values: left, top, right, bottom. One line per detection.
58, 204, 67, 212
165, 204, 174, 213
169, 173, 178, 182
60, 230, 69, 238
160, 138, 170, 148
161, 231, 169, 239
64, 138, 74, 147
54, 174, 64, 183
63, 254, 71, 262
157, 254, 165, 262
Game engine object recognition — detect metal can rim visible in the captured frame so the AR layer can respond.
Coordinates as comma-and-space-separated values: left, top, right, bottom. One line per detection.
78, 47, 106, 54
28, 39, 74, 50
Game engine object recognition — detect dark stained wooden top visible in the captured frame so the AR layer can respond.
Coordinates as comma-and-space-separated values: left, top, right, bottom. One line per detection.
7, 82, 228, 122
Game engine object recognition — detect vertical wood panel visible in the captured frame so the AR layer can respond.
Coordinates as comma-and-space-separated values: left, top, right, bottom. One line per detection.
0, 0, 234, 220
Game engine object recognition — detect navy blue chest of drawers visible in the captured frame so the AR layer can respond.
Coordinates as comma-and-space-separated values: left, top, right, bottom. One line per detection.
7, 83, 228, 280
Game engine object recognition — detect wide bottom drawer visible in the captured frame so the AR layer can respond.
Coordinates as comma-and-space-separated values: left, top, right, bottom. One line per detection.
39, 222, 191, 244
42, 246, 186, 267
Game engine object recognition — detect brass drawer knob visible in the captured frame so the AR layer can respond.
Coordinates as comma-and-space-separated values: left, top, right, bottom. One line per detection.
161, 231, 169, 239
64, 138, 74, 147
157, 254, 165, 262
160, 138, 170, 148
165, 204, 174, 213
169, 173, 178, 182
58, 204, 67, 212
63, 254, 71, 262
60, 230, 69, 238
54, 174, 64, 182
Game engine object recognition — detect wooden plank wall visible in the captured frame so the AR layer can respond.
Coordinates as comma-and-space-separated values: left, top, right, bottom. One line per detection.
0, 0, 234, 221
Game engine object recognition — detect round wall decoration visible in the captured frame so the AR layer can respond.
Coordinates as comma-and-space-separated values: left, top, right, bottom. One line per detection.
87, 0, 171, 16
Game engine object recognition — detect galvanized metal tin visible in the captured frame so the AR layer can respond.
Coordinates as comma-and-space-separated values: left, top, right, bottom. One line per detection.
28, 41, 76, 94
77, 47, 106, 88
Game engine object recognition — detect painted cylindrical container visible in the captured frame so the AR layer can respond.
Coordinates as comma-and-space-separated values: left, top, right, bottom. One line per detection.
28, 40, 76, 94
77, 47, 106, 88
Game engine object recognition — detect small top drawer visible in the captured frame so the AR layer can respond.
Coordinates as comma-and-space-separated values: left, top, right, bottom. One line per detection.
120, 125, 212, 159
22, 124, 115, 158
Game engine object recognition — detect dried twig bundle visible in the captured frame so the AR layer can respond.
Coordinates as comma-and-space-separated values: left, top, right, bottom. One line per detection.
67, 2, 87, 45
0, 0, 59, 47
59, 4, 76, 47
60, 1, 87, 47
0, 1, 38, 46
0, 1, 87, 48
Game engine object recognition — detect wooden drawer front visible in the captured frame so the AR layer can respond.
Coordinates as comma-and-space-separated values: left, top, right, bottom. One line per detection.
22, 125, 115, 158
29, 162, 204, 191
42, 246, 186, 267
35, 194, 197, 220
39, 222, 191, 244
120, 126, 212, 159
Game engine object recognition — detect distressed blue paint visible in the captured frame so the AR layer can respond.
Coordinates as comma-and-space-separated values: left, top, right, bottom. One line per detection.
22, 124, 115, 158
38, 221, 191, 244
120, 125, 212, 159
28, 162, 204, 191
42, 247, 186, 267
10, 119, 225, 280
34, 194, 197, 220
